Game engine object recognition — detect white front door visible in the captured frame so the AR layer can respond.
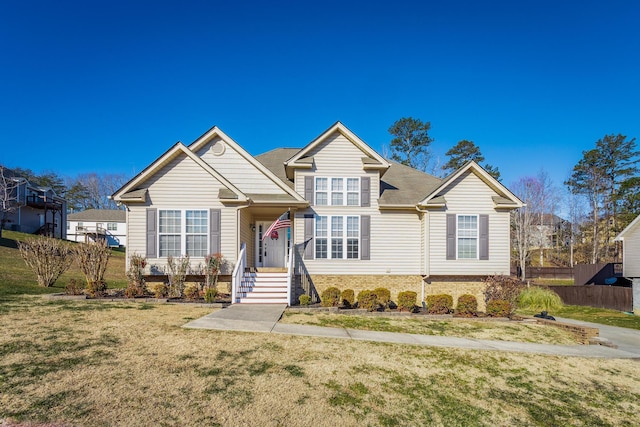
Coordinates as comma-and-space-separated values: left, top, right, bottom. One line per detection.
256, 221, 288, 268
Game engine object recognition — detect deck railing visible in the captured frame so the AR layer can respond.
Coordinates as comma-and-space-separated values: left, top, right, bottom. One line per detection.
76, 225, 106, 234
231, 243, 246, 304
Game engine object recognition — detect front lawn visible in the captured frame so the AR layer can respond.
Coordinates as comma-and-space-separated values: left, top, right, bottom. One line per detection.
281, 311, 579, 344
1, 296, 639, 426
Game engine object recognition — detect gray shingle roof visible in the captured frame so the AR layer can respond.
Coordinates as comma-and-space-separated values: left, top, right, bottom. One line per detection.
67, 209, 126, 222
255, 149, 442, 207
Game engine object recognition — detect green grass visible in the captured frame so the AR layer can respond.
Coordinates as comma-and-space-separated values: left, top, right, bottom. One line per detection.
519, 304, 640, 330
0, 230, 127, 301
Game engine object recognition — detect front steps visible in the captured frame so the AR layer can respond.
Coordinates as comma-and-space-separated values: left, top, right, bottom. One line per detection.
235, 269, 289, 304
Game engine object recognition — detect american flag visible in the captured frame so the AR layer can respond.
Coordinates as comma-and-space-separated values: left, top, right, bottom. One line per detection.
262, 211, 291, 241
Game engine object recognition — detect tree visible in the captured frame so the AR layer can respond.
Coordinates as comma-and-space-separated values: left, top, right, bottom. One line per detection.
565, 149, 607, 264
0, 165, 23, 238
442, 140, 501, 180
565, 134, 639, 263
68, 173, 126, 210
388, 117, 433, 171
533, 170, 559, 267
511, 176, 544, 280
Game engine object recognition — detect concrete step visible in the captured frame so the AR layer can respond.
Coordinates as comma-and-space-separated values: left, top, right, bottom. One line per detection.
237, 296, 289, 304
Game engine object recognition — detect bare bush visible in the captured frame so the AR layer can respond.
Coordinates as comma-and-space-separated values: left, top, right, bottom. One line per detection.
125, 253, 147, 298
166, 255, 190, 297
18, 236, 74, 287
75, 239, 111, 296
483, 275, 525, 316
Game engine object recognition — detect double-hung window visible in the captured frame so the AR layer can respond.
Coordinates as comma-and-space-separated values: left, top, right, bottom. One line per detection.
159, 209, 208, 257
315, 177, 360, 206
457, 215, 478, 259
107, 222, 118, 231
315, 215, 359, 259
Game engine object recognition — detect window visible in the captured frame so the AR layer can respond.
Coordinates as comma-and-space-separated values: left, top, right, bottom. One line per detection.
315, 178, 328, 206
159, 209, 208, 257
457, 215, 478, 259
67, 222, 70, 230
315, 215, 359, 259
107, 222, 118, 231
315, 177, 360, 206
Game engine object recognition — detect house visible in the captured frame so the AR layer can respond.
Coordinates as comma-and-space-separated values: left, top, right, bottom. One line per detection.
67, 209, 127, 247
112, 122, 523, 307
614, 215, 640, 314
1, 168, 67, 239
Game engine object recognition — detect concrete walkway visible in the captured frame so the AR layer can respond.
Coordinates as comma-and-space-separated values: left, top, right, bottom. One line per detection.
183, 306, 640, 359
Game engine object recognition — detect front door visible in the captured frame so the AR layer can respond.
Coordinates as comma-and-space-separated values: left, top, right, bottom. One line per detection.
256, 221, 288, 268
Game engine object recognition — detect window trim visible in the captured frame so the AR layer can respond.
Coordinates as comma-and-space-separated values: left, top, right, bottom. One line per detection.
107, 222, 118, 231
314, 215, 360, 260
456, 214, 479, 260
158, 209, 209, 258
314, 177, 361, 206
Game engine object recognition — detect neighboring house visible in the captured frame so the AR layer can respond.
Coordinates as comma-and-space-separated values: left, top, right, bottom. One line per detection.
1, 169, 67, 239
67, 209, 127, 247
112, 122, 523, 306
532, 213, 571, 249
614, 216, 640, 314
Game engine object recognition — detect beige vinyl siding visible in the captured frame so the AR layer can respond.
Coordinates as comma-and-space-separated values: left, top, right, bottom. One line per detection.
126, 153, 238, 274
293, 209, 421, 275
429, 170, 511, 275
291, 130, 422, 275
238, 209, 254, 267
623, 224, 640, 277
196, 137, 285, 195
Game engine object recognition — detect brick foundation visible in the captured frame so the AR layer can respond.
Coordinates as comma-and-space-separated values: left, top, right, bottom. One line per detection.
307, 275, 488, 312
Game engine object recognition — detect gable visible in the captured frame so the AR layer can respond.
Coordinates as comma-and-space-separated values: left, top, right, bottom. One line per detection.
305, 130, 373, 175
419, 161, 523, 210
195, 136, 287, 195
438, 170, 504, 212
144, 151, 232, 206
285, 122, 390, 179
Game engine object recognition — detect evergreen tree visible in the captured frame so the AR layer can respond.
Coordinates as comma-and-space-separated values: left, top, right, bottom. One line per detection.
388, 117, 433, 171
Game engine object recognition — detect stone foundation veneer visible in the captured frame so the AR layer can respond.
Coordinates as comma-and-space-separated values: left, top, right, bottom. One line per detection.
309, 275, 488, 312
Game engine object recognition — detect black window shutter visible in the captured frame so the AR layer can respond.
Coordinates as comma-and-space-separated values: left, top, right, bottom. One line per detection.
210, 209, 221, 254
479, 214, 489, 260
304, 214, 314, 259
446, 214, 456, 260
305, 176, 314, 206
146, 208, 157, 258
361, 215, 370, 260
361, 177, 370, 207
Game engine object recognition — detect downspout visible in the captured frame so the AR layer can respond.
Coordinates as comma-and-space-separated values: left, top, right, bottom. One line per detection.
415, 205, 430, 290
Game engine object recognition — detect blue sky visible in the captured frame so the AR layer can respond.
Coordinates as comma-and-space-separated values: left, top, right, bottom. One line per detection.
1, 0, 639, 195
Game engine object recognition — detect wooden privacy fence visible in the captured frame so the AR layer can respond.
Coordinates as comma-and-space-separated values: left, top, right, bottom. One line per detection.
511, 267, 574, 279
547, 285, 633, 312
574, 263, 623, 286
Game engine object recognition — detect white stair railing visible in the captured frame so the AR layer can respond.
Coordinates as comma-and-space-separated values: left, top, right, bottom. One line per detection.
286, 240, 293, 306
231, 243, 246, 304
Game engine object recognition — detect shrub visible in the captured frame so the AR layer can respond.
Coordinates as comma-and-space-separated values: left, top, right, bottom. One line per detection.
204, 287, 218, 303
153, 283, 169, 299
321, 287, 341, 307
166, 255, 190, 298
86, 280, 107, 298
357, 290, 379, 311
397, 291, 417, 312
18, 236, 74, 287
486, 299, 511, 317
373, 288, 391, 308
341, 289, 355, 308
425, 294, 453, 314
456, 294, 478, 317
299, 294, 311, 306
483, 275, 524, 309
518, 287, 563, 311
125, 253, 147, 298
75, 239, 111, 293
204, 253, 223, 290
65, 278, 84, 296
184, 285, 200, 300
